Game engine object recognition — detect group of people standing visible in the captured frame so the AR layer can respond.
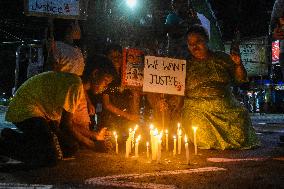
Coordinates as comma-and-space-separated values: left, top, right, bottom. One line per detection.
0, 8, 260, 167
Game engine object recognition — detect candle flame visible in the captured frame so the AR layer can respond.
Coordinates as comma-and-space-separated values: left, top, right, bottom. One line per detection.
173, 135, 176, 139
178, 129, 182, 136
150, 124, 154, 130
136, 135, 141, 142
146, 141, 149, 146
184, 135, 188, 143
165, 129, 168, 134
129, 128, 132, 132
192, 126, 198, 132
134, 124, 138, 131
113, 131, 117, 136
177, 123, 180, 129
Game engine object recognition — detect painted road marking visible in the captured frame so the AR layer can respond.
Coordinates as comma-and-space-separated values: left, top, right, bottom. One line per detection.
207, 157, 268, 163
0, 183, 53, 189
85, 167, 226, 189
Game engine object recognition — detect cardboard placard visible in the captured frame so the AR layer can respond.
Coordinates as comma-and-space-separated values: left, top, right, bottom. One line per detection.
143, 56, 186, 96
24, 0, 80, 19
122, 48, 144, 88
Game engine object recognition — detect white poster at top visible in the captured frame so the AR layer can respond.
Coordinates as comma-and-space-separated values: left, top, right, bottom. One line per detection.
27, 0, 80, 18
143, 56, 186, 96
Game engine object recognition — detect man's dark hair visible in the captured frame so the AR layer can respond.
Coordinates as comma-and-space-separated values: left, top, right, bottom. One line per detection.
103, 43, 122, 55
186, 24, 209, 42
82, 54, 117, 82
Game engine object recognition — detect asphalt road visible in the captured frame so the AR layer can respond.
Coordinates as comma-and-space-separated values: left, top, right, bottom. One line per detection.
0, 107, 284, 189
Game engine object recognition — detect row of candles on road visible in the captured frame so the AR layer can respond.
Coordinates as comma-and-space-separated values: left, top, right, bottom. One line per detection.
113, 123, 198, 163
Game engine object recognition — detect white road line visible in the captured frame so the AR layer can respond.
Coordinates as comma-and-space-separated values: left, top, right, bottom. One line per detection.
207, 157, 268, 163
85, 167, 226, 189
0, 183, 53, 189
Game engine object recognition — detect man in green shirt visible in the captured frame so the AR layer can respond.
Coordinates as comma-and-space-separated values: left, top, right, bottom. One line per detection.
0, 55, 115, 167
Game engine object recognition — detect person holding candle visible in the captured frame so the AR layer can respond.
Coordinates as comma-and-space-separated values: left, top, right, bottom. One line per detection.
0, 55, 116, 167
92, 44, 140, 136
182, 25, 260, 150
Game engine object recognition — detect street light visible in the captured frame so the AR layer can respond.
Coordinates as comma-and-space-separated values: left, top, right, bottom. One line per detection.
126, 0, 137, 9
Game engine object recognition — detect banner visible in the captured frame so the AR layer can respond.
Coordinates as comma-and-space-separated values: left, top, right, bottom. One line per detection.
25, 0, 80, 19
122, 48, 144, 88
143, 56, 186, 96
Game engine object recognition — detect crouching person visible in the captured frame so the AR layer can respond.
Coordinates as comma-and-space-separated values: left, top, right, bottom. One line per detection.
0, 55, 115, 167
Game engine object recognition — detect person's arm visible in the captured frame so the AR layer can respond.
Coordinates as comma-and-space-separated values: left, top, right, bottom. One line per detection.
230, 53, 248, 83
44, 39, 58, 72
103, 94, 139, 122
60, 110, 95, 148
85, 91, 96, 115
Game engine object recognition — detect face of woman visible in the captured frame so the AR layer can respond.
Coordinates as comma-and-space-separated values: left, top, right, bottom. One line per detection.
90, 75, 113, 95
70, 21, 81, 40
108, 50, 122, 73
187, 33, 209, 60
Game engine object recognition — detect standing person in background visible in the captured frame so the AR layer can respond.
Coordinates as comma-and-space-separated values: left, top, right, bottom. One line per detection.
0, 56, 115, 167
44, 18, 95, 116
183, 24, 259, 150
271, 1, 284, 79
270, 0, 284, 144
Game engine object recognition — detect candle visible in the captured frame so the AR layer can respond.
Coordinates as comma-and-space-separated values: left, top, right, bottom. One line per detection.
157, 133, 162, 163
146, 142, 149, 158
150, 124, 154, 158
129, 128, 132, 153
192, 126, 198, 155
177, 123, 180, 136
113, 131, 118, 154
173, 135, 176, 156
185, 135, 189, 164
152, 129, 158, 160
125, 137, 131, 158
178, 129, 182, 155
165, 129, 168, 152
135, 135, 141, 157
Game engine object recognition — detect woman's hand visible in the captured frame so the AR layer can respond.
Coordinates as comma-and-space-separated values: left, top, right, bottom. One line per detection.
126, 113, 140, 122
87, 103, 96, 116
94, 127, 110, 141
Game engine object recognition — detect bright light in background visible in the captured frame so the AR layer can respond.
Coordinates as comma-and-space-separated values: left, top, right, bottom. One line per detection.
126, 0, 137, 9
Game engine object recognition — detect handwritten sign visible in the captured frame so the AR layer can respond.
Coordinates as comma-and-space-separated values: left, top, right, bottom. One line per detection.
25, 0, 80, 18
122, 48, 144, 88
143, 56, 186, 96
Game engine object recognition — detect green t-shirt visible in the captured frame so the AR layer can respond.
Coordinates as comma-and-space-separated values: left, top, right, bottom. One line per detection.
6, 71, 87, 123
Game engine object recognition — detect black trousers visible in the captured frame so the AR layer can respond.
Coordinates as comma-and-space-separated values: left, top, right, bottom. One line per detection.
1, 117, 78, 166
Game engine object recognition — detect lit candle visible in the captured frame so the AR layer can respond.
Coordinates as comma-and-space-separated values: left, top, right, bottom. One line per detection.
152, 129, 158, 160
157, 133, 162, 163
165, 129, 168, 152
177, 123, 180, 136
150, 124, 154, 158
129, 128, 132, 154
125, 137, 131, 158
146, 142, 149, 158
132, 125, 138, 149
113, 131, 118, 154
185, 135, 189, 164
135, 135, 141, 157
192, 126, 198, 155
173, 135, 176, 156
178, 129, 182, 155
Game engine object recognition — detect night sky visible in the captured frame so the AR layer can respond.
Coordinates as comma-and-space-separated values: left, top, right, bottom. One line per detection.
0, 0, 277, 41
